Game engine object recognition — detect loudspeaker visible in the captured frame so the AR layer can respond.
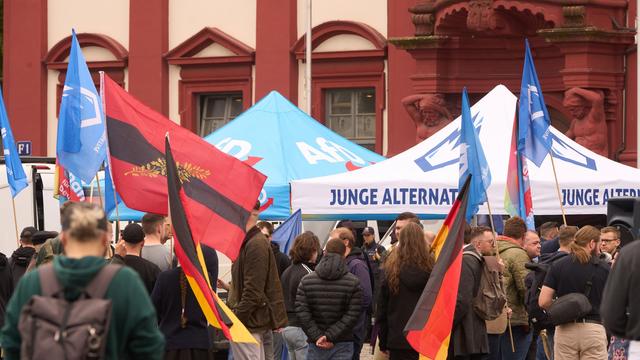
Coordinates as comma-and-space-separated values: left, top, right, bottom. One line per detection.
606, 197, 640, 247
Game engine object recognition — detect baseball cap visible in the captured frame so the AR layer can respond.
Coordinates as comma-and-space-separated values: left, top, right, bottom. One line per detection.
122, 223, 145, 244
32, 231, 59, 245
20, 226, 38, 239
362, 226, 375, 236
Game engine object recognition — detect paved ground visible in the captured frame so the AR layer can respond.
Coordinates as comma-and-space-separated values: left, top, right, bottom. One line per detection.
360, 344, 376, 360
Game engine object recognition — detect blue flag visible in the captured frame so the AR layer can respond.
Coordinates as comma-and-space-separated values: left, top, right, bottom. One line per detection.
56, 30, 107, 183
272, 209, 303, 254
0, 88, 28, 197
459, 87, 491, 221
104, 162, 120, 216
518, 39, 552, 167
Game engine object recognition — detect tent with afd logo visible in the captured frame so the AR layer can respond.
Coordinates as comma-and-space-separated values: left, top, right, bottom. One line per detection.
204, 91, 385, 220
291, 85, 640, 220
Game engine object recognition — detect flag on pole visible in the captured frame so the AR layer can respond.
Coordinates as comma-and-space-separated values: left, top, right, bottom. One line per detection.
166, 136, 256, 344
0, 88, 28, 197
104, 75, 266, 261
459, 88, 491, 222
505, 116, 535, 229
518, 39, 552, 167
272, 209, 303, 254
53, 162, 85, 203
56, 30, 107, 183
404, 176, 471, 358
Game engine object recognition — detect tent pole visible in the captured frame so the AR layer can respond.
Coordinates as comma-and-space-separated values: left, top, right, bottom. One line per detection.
548, 153, 567, 226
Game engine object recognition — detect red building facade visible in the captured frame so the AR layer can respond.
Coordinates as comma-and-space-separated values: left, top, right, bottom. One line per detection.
3, 0, 637, 165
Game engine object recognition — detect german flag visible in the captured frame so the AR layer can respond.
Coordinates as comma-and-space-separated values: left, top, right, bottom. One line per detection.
404, 176, 471, 359
166, 136, 256, 344
104, 75, 266, 260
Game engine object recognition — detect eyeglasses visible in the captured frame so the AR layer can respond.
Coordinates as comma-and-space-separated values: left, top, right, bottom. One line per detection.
601, 239, 619, 243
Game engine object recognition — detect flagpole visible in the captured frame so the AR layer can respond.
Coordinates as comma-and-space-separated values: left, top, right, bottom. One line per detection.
11, 197, 20, 247
99, 71, 121, 237
166, 132, 175, 269
95, 173, 104, 207
548, 153, 567, 226
485, 197, 514, 352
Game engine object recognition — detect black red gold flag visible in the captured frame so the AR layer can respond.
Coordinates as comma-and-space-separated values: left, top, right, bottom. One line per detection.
404, 176, 471, 359
166, 136, 255, 343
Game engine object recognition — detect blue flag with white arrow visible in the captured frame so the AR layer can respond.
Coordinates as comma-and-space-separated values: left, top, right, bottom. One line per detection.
459, 87, 491, 221
518, 39, 552, 167
0, 88, 28, 197
56, 30, 107, 183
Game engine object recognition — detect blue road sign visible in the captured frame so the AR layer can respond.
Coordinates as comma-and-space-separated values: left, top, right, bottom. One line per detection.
16, 141, 32, 156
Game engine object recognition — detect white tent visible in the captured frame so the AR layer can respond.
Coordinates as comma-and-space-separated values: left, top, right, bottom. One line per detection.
291, 85, 640, 220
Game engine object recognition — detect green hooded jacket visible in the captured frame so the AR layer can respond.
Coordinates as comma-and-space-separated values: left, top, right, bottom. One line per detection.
497, 239, 531, 326
0, 256, 165, 359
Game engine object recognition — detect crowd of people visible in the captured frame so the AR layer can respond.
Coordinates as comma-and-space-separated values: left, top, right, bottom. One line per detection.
0, 201, 637, 360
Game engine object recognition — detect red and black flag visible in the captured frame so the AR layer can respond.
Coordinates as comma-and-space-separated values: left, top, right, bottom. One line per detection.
166, 137, 255, 343
104, 75, 266, 260
404, 176, 471, 359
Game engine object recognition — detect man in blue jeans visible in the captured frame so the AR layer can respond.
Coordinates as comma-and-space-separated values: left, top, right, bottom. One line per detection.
295, 238, 363, 359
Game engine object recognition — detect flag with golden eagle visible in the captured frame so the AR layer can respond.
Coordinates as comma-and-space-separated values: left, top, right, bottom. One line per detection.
404, 175, 471, 359
103, 74, 266, 261
166, 136, 256, 344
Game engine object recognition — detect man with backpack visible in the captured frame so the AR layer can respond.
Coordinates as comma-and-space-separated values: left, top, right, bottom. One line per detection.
0, 202, 165, 360
495, 216, 531, 360
449, 226, 506, 359
525, 226, 577, 360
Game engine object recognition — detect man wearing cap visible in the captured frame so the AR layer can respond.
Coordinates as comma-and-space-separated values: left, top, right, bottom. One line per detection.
9, 227, 37, 285
113, 223, 161, 294
22, 231, 59, 275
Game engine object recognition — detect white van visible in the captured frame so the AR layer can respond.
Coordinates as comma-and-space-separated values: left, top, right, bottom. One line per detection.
0, 158, 60, 256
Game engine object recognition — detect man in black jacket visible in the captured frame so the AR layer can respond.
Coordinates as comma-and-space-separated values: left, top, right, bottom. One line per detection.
9, 227, 37, 286
296, 238, 362, 359
601, 238, 640, 354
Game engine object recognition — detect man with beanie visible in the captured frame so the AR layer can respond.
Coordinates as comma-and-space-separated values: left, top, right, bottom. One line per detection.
114, 223, 161, 294
9, 227, 37, 285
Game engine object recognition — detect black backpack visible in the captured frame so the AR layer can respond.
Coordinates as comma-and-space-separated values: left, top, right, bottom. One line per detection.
524, 252, 568, 331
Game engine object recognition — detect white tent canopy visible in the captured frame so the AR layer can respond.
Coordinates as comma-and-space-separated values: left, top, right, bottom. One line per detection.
291, 85, 640, 220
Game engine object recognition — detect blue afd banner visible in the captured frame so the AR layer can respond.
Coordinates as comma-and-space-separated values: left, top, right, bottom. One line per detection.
56, 30, 107, 183
518, 39, 552, 167
0, 88, 28, 197
459, 88, 491, 221
204, 91, 385, 220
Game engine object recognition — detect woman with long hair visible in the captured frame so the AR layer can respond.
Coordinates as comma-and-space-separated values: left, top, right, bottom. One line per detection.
377, 222, 434, 360
280, 231, 321, 360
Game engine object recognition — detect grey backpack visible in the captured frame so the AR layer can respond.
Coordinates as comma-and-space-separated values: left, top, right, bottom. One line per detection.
18, 264, 121, 360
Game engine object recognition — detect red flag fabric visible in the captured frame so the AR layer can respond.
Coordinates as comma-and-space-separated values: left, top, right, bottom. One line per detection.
165, 137, 256, 343
404, 176, 471, 359
104, 75, 266, 260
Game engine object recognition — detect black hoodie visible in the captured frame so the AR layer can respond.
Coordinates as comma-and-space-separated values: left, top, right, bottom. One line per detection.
295, 253, 363, 343
377, 264, 430, 351
270, 242, 291, 277
0, 252, 13, 327
9, 246, 35, 286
